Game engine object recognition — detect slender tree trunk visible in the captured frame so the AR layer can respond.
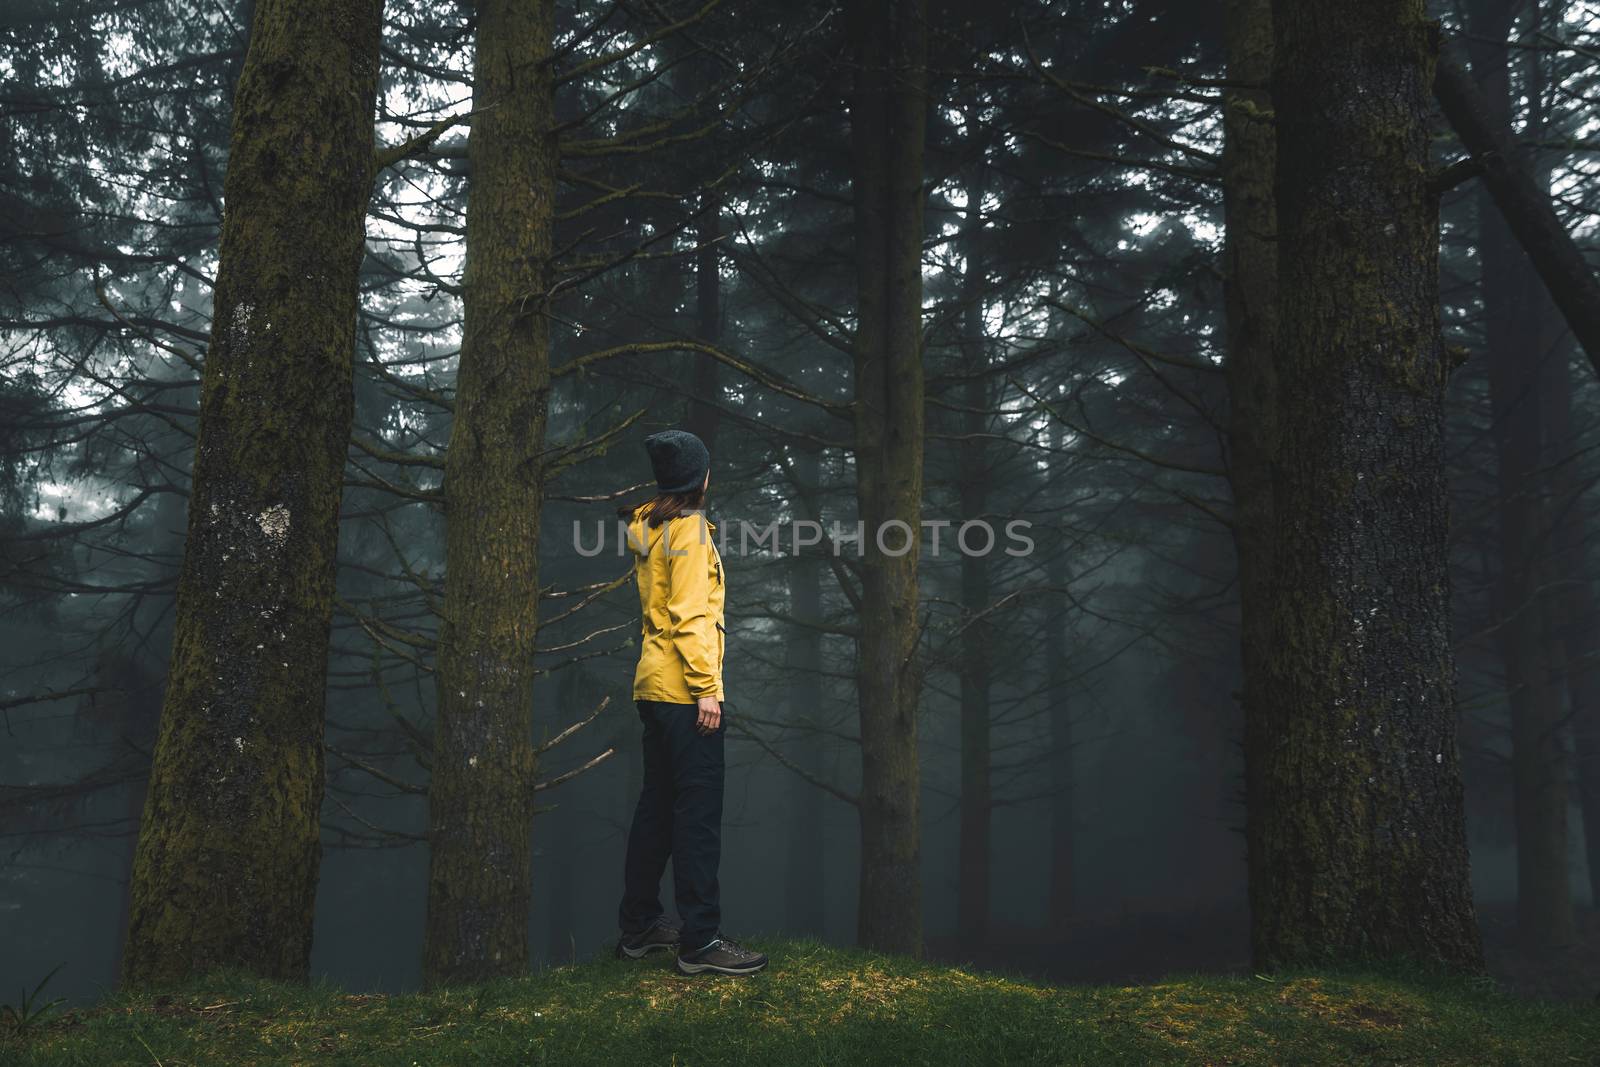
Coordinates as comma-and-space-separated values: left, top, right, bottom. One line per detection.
1248, 0, 1483, 970
955, 162, 991, 947
121, 0, 383, 987
1543, 326, 1600, 909
785, 446, 828, 934
1221, 0, 1278, 929
848, 0, 928, 956
1468, 0, 1576, 949
422, 0, 556, 986
1045, 427, 1075, 935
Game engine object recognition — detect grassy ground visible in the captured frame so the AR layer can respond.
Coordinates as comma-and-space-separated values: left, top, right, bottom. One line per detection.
3, 938, 1595, 1066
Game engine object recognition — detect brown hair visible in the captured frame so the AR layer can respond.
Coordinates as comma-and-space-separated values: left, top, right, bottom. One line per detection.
615, 485, 707, 527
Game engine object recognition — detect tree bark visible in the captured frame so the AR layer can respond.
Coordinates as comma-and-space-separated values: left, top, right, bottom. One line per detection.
1248, 0, 1483, 970
1045, 425, 1075, 935
1467, 0, 1576, 950
1221, 0, 1278, 952
784, 445, 828, 935
1542, 316, 1600, 911
1434, 42, 1600, 383
422, 0, 556, 986
121, 0, 383, 987
848, 0, 928, 956
955, 162, 991, 947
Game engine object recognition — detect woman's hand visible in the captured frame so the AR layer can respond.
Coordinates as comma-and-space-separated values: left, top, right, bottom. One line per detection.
696, 695, 721, 734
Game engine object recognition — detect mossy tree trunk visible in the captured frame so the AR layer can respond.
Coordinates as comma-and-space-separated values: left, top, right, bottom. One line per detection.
1221, 0, 1278, 902
120, 0, 382, 991
1467, 0, 1576, 950
848, 0, 928, 956
121, 0, 383, 987
422, 0, 555, 987
1248, 0, 1483, 970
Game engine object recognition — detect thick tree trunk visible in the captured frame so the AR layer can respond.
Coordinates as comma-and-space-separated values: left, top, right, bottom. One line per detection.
121, 0, 382, 987
1468, 0, 1576, 950
1434, 45, 1600, 381
422, 0, 555, 986
785, 446, 828, 935
848, 0, 928, 956
1221, 0, 1278, 944
1248, 0, 1483, 970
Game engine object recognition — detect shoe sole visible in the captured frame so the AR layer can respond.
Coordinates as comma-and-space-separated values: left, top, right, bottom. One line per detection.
675, 958, 768, 976
617, 942, 677, 959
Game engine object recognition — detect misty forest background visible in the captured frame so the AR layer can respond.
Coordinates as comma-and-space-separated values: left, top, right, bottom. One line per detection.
4, 0, 1600, 1005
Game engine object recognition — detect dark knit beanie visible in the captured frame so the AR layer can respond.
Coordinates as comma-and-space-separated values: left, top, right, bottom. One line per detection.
643, 429, 710, 494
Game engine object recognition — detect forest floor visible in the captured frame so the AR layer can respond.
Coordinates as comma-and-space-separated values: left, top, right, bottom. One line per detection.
3, 938, 1595, 1066
926, 902, 1600, 1004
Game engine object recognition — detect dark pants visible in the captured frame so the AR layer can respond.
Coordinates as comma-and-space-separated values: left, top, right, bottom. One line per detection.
618, 698, 724, 951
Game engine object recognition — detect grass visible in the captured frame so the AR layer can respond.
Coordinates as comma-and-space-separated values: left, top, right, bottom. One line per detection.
2, 938, 1595, 1066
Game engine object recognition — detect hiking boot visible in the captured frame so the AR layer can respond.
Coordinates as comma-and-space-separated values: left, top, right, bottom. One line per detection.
675, 936, 768, 976
616, 915, 682, 959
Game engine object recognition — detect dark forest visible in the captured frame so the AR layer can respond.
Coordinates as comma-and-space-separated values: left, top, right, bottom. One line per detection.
3, 0, 1599, 1062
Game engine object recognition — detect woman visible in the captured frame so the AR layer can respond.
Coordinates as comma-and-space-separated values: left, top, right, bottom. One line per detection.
613, 428, 768, 976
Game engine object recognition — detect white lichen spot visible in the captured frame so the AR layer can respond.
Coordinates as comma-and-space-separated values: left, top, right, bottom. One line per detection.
258, 504, 291, 545
468, 755, 479, 768
1435, 752, 1443, 763
233, 736, 245, 751
231, 301, 256, 341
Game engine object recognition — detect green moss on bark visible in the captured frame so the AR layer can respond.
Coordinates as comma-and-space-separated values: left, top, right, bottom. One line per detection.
421, 0, 556, 987
849, 0, 929, 958
121, 0, 384, 988
1247, 0, 1483, 972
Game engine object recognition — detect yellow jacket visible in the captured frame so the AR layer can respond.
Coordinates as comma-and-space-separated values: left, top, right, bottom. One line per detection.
627, 504, 725, 702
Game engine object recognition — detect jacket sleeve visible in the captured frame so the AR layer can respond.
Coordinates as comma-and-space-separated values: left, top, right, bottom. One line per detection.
664, 514, 720, 698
